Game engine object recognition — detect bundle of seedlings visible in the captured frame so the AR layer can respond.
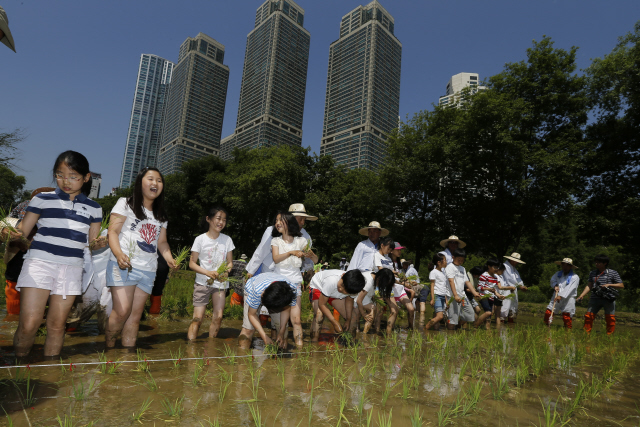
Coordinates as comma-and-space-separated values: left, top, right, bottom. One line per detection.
169, 246, 190, 277
89, 217, 109, 250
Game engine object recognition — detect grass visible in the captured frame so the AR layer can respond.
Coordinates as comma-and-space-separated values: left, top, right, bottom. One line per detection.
131, 397, 153, 423
161, 395, 185, 418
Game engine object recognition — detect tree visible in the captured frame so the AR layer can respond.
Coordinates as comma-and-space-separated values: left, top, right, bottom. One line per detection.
0, 165, 26, 210
0, 128, 25, 169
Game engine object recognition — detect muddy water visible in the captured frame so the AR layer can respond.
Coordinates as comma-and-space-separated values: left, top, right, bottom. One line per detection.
1, 310, 639, 426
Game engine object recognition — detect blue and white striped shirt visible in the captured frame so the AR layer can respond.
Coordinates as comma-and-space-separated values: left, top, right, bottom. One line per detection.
244, 272, 297, 309
25, 188, 102, 267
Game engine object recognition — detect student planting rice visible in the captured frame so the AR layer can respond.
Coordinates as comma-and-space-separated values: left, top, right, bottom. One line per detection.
309, 269, 366, 340
105, 167, 177, 348
237, 272, 298, 350
502, 253, 527, 323
544, 258, 580, 329
271, 211, 318, 347
473, 259, 507, 329
578, 254, 624, 335
373, 236, 395, 272
424, 253, 450, 331
12, 151, 102, 358
445, 249, 480, 330
187, 207, 234, 340
351, 268, 395, 334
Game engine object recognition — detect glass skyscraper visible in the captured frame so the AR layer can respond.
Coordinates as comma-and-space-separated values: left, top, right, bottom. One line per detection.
158, 33, 230, 175
220, 0, 310, 160
320, 0, 402, 170
119, 54, 174, 188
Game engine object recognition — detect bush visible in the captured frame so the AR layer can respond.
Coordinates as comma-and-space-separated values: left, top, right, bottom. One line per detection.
518, 286, 548, 303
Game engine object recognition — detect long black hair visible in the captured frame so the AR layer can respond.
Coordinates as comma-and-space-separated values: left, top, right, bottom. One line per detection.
53, 151, 92, 196
432, 253, 445, 268
200, 207, 228, 233
271, 211, 302, 238
374, 268, 396, 300
378, 236, 394, 252
127, 167, 168, 222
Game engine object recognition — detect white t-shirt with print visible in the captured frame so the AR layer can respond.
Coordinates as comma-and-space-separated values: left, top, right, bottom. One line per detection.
445, 263, 467, 296
191, 232, 235, 289
429, 268, 451, 297
109, 197, 168, 272
373, 252, 394, 271
309, 269, 355, 299
271, 236, 307, 284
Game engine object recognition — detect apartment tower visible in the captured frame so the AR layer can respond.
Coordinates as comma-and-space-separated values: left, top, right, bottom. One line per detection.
220, 0, 310, 160
119, 54, 174, 188
320, 0, 402, 170
158, 33, 229, 175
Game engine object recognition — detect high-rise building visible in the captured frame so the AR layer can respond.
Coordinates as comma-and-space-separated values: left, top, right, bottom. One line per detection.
158, 33, 230, 175
438, 72, 485, 107
220, 0, 310, 160
119, 54, 174, 188
320, 0, 402, 170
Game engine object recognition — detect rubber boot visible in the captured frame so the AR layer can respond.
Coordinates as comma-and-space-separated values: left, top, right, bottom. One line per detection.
507, 317, 515, 324
5, 280, 20, 315
543, 309, 552, 325
149, 295, 162, 314
259, 314, 269, 327
333, 309, 340, 323
230, 292, 243, 306
605, 314, 616, 335
562, 312, 572, 329
584, 312, 595, 333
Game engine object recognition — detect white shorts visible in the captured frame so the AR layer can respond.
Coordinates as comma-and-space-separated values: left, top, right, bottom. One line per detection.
17, 258, 83, 299
500, 298, 512, 318
242, 300, 282, 332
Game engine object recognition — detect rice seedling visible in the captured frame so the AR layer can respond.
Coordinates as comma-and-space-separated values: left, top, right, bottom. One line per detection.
582, 375, 605, 399
161, 395, 185, 418
536, 397, 565, 427
560, 380, 586, 423
217, 365, 232, 403
490, 369, 510, 400
223, 343, 237, 365
381, 378, 399, 406
199, 416, 221, 427
246, 363, 262, 401
400, 376, 411, 399
190, 364, 206, 387
2, 407, 13, 427
0, 207, 30, 251
460, 381, 483, 416
170, 246, 191, 277
134, 349, 150, 372
354, 390, 367, 420
170, 346, 184, 368
69, 377, 98, 400
458, 358, 470, 381
276, 357, 286, 392
55, 412, 77, 427
515, 360, 530, 387
131, 397, 153, 423
410, 406, 424, 427
13, 370, 36, 406
377, 408, 393, 427
89, 217, 109, 249
248, 403, 264, 427
106, 359, 123, 375
263, 343, 279, 356
313, 263, 322, 272
308, 368, 317, 426
126, 238, 137, 272
336, 388, 349, 427
134, 372, 159, 392
437, 399, 459, 427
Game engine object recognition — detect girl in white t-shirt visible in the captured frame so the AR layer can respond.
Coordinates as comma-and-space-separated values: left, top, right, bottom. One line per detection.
271, 212, 317, 346
187, 207, 234, 340
373, 237, 395, 272
424, 253, 449, 331
106, 167, 177, 348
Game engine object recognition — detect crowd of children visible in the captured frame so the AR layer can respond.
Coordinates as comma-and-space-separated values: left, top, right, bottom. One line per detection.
0, 151, 626, 359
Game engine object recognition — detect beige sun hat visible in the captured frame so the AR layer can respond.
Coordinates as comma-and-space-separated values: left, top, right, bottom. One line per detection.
440, 235, 466, 249
288, 203, 317, 221
359, 221, 389, 237
504, 252, 526, 264
555, 258, 578, 269
0, 6, 16, 52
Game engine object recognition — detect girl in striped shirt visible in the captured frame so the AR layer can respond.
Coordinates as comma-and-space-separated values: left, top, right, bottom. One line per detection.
13, 151, 102, 358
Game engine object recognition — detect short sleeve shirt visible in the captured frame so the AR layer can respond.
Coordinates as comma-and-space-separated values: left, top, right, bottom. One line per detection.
244, 273, 297, 309
429, 268, 450, 297
478, 272, 498, 300
445, 263, 468, 296
191, 233, 235, 287
109, 197, 168, 272
588, 269, 622, 288
374, 252, 394, 271
310, 269, 355, 299
272, 236, 307, 283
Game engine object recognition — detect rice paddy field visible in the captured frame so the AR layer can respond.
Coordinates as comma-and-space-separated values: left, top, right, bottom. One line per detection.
1, 272, 639, 426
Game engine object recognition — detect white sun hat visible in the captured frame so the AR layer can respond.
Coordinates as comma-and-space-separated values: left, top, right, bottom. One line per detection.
440, 235, 466, 249
504, 252, 526, 264
555, 258, 578, 269
0, 6, 16, 52
358, 221, 389, 237
288, 203, 317, 221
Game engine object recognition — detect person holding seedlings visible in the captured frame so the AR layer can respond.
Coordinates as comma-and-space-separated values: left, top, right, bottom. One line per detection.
105, 167, 177, 348
238, 272, 298, 350
309, 269, 365, 340
348, 221, 388, 272
578, 254, 624, 335
245, 204, 317, 278
545, 258, 581, 329
439, 235, 466, 265
424, 253, 451, 331
12, 151, 102, 358
502, 253, 527, 323
187, 207, 234, 340
351, 268, 395, 333
271, 211, 318, 347
445, 249, 480, 330
473, 259, 507, 329
466, 266, 484, 316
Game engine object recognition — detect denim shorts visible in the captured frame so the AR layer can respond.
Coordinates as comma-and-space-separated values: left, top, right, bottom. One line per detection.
418, 287, 431, 303
433, 295, 448, 313
106, 260, 156, 294
480, 298, 494, 313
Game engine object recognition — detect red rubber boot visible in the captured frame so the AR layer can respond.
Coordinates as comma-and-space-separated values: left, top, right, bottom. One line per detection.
584, 312, 595, 333
605, 314, 616, 335
562, 312, 572, 329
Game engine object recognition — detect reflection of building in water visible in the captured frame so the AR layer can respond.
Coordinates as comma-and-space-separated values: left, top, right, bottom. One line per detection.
221, 0, 310, 160
89, 172, 101, 199
320, 0, 402, 170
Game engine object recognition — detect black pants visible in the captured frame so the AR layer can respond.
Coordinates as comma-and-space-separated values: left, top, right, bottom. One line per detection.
151, 255, 170, 296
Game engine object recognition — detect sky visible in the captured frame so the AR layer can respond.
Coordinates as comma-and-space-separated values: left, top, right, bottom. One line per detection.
2, 0, 639, 195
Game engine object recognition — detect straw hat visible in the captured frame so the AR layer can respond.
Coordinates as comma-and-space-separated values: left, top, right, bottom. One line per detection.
504, 252, 526, 264
440, 235, 466, 249
359, 221, 389, 237
555, 258, 578, 268
0, 6, 16, 52
288, 203, 317, 221
240, 254, 247, 260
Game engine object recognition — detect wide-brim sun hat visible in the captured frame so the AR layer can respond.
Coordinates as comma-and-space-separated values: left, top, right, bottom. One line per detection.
440, 235, 466, 249
359, 221, 389, 237
240, 254, 247, 260
288, 203, 317, 221
504, 252, 526, 264
555, 258, 578, 269
0, 6, 16, 52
